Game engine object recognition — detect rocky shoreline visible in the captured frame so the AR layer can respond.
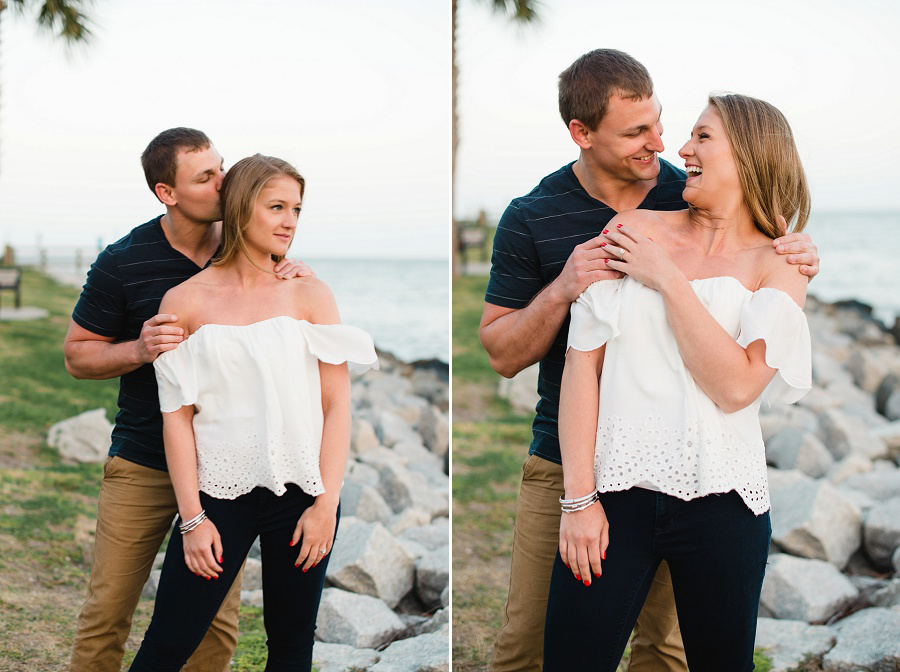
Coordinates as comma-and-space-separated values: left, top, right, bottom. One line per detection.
49, 349, 450, 672
499, 294, 900, 670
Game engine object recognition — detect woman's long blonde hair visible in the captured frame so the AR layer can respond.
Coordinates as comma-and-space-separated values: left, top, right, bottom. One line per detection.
212, 154, 305, 267
707, 93, 810, 238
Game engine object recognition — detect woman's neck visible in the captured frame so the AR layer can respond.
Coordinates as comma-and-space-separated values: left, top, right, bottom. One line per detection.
684, 203, 760, 255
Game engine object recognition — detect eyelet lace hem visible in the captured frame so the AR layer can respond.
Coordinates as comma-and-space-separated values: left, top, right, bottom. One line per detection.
196, 434, 325, 500
594, 414, 770, 516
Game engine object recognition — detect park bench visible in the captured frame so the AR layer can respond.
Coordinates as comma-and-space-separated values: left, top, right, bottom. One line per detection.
0, 266, 22, 312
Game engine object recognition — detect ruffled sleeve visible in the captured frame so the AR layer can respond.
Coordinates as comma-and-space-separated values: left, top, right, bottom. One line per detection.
298, 322, 379, 375
567, 279, 623, 352
153, 341, 199, 412
736, 288, 811, 405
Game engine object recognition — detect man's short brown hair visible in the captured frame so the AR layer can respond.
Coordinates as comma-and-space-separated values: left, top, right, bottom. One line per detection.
140, 127, 211, 197
558, 49, 654, 131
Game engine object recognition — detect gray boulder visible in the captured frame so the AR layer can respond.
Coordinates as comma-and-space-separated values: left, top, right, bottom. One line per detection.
241, 589, 264, 608
47, 408, 112, 464
875, 374, 900, 420
399, 519, 449, 551
376, 410, 421, 448
327, 518, 414, 608
863, 497, 900, 570
370, 628, 450, 672
389, 508, 433, 535
141, 569, 161, 599
378, 462, 449, 519
311, 641, 380, 672
316, 588, 406, 649
841, 470, 900, 502
769, 472, 862, 567
351, 417, 380, 455
765, 427, 834, 477
760, 555, 858, 623
340, 481, 393, 525
497, 364, 539, 415
410, 367, 449, 411
241, 556, 263, 591
417, 405, 449, 459
826, 454, 873, 485
760, 405, 820, 441
894, 546, 900, 574
822, 607, 900, 671
754, 618, 836, 672
819, 408, 888, 460
415, 546, 450, 609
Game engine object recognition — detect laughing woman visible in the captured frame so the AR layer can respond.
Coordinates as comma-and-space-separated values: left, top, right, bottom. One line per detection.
129, 155, 377, 671
543, 94, 812, 671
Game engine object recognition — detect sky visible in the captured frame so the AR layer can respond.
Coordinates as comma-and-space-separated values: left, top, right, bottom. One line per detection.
454, 0, 900, 222
0, 0, 450, 260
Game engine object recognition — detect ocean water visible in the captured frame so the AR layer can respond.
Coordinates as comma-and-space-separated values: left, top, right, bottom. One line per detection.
310, 258, 449, 363
34, 255, 449, 364
805, 212, 900, 326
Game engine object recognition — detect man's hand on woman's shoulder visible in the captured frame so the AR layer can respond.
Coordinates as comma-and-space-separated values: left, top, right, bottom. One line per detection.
274, 257, 315, 280
772, 216, 819, 279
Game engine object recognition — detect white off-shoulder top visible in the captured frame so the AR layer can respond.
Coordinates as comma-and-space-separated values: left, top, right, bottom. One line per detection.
568, 276, 811, 515
153, 316, 378, 500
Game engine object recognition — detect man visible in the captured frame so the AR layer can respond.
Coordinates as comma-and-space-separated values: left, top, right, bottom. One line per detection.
480, 50, 819, 671
64, 128, 310, 672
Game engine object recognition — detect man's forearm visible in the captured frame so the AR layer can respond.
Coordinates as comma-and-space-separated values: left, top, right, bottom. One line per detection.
480, 280, 572, 378
64, 339, 144, 380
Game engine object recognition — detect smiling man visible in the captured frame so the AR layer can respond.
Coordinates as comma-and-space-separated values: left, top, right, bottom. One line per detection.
64, 128, 309, 672
479, 49, 819, 672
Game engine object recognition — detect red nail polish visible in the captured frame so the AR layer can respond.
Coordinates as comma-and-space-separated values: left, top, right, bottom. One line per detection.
575, 574, 581, 581
302, 568, 308, 573
600, 242, 607, 247
583, 580, 590, 586
290, 540, 295, 547
595, 572, 601, 577
564, 563, 570, 568
602, 550, 606, 560
206, 577, 210, 581
604, 259, 610, 264
602, 229, 609, 234
295, 563, 300, 568
617, 223, 623, 228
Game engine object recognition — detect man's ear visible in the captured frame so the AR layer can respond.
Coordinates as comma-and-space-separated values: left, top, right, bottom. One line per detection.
155, 183, 177, 206
568, 119, 593, 150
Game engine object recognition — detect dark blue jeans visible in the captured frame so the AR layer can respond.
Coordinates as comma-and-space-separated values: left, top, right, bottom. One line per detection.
543, 488, 770, 672
130, 484, 338, 672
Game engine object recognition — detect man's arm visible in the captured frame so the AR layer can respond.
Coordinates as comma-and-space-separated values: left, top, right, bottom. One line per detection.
64, 314, 184, 380
480, 235, 619, 378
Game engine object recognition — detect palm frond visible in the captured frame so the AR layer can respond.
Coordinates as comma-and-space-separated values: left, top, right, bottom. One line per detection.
485, 0, 540, 23
8, 0, 93, 43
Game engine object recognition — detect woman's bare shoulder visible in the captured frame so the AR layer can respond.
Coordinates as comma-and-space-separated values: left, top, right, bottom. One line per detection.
758, 245, 808, 308
291, 276, 341, 324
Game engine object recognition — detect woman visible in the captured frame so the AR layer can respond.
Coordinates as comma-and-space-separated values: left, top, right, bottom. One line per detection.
129, 154, 377, 671
543, 94, 812, 671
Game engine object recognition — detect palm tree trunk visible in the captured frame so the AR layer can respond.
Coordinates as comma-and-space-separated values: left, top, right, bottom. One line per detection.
451, 0, 459, 277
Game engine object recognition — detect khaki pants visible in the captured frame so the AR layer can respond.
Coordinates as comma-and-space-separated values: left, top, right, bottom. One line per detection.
70, 457, 242, 672
491, 454, 688, 672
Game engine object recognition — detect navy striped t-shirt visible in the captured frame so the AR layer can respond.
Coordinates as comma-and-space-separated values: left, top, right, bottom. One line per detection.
485, 159, 687, 465
72, 215, 210, 471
